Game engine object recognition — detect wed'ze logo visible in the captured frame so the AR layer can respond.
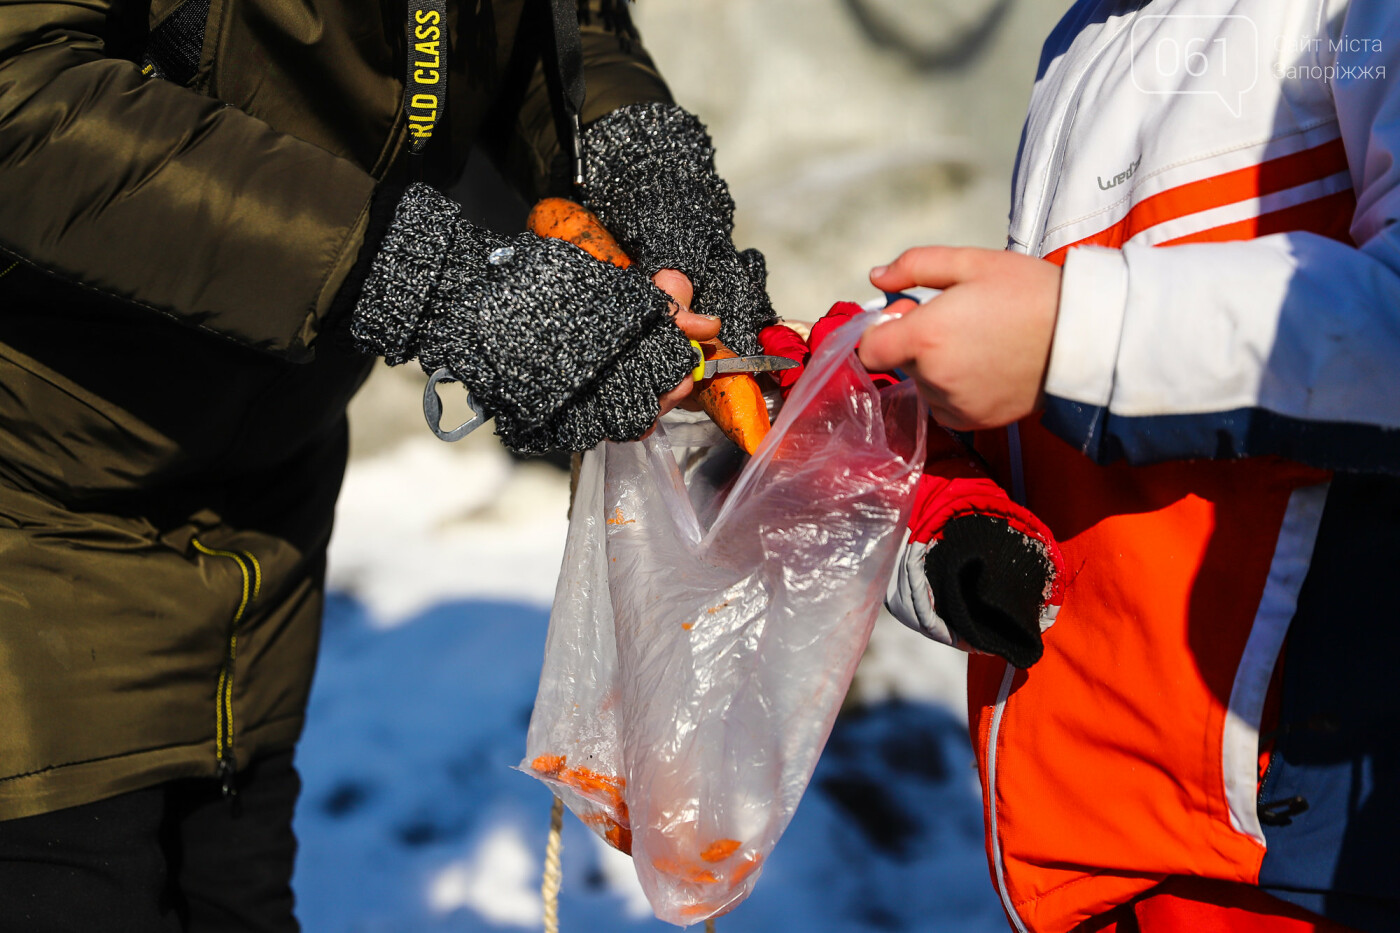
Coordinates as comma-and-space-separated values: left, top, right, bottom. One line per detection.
1098, 155, 1142, 192
405, 0, 447, 152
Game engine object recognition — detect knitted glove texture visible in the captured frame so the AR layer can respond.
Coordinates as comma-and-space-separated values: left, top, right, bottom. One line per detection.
581, 102, 776, 356
350, 184, 694, 454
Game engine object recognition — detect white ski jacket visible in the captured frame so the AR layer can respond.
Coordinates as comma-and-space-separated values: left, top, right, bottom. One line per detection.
902, 2, 1400, 931
1027, 0, 1400, 462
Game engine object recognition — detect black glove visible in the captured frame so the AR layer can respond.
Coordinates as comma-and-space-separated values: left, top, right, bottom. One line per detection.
885, 426, 1066, 670
581, 103, 776, 356
921, 514, 1055, 669
349, 184, 694, 455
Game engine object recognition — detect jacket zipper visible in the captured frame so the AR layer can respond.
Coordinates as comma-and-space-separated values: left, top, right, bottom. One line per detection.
191, 538, 261, 797
1257, 745, 1279, 805
986, 661, 1028, 933
987, 15, 1145, 926
1255, 733, 1310, 827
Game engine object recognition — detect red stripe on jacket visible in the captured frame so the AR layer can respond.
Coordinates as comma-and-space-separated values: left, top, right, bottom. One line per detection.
1044, 138, 1352, 264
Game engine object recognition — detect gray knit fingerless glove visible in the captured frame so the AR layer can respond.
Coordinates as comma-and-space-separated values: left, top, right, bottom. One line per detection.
349, 184, 695, 454
581, 102, 776, 356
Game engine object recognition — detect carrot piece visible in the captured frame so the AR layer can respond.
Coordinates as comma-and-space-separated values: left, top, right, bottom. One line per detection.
561, 767, 625, 803
527, 197, 773, 453
729, 853, 763, 885
536, 753, 634, 852
653, 857, 720, 885
604, 821, 633, 854
583, 812, 634, 855
531, 754, 567, 776
699, 839, 741, 863
527, 197, 633, 269
531, 754, 627, 814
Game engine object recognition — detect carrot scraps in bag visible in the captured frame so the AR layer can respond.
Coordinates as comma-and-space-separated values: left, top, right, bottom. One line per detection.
530, 754, 632, 853
521, 307, 926, 925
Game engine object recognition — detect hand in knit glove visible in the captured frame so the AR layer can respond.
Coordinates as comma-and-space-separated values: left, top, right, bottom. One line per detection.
349, 184, 706, 455
758, 301, 1066, 669
581, 103, 777, 356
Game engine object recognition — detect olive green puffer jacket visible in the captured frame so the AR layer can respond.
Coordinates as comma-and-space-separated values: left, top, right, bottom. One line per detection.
0, 0, 671, 820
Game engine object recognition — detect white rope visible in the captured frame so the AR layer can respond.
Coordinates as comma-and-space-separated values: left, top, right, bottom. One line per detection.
543, 795, 565, 933
540, 793, 716, 933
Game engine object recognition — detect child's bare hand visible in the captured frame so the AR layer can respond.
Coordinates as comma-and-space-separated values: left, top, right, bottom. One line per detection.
859, 247, 1061, 430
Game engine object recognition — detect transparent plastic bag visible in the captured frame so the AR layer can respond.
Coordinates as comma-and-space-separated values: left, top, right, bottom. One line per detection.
521, 311, 927, 925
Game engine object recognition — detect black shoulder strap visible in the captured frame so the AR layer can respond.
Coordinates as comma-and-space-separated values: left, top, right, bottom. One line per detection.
546, 0, 587, 188
141, 0, 212, 85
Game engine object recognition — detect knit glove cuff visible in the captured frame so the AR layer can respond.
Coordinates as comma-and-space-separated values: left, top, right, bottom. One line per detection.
582, 102, 776, 356
499, 321, 696, 454
350, 183, 695, 454
350, 183, 462, 366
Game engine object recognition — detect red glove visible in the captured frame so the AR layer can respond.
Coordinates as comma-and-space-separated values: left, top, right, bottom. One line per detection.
761, 301, 1065, 668
757, 301, 899, 396
754, 318, 808, 395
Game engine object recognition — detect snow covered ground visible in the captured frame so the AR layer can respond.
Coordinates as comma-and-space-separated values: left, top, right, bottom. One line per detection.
297, 435, 1006, 932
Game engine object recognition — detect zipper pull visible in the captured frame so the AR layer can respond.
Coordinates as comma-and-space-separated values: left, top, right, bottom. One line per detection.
1258, 795, 1308, 827
218, 756, 238, 799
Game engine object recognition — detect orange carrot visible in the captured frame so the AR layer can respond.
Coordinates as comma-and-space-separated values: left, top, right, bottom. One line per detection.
694, 343, 771, 455
729, 853, 763, 885
653, 857, 720, 885
583, 812, 634, 854
605, 821, 633, 854
526, 197, 773, 454
531, 757, 626, 807
531, 754, 567, 775
527, 197, 633, 269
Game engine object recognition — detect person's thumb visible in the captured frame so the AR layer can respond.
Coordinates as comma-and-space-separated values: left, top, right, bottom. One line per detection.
858, 306, 923, 373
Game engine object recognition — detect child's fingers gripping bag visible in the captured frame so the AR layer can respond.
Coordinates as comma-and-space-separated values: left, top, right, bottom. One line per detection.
522, 309, 927, 925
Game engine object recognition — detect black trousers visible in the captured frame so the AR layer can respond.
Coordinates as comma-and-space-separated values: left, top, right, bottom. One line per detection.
0, 751, 301, 933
